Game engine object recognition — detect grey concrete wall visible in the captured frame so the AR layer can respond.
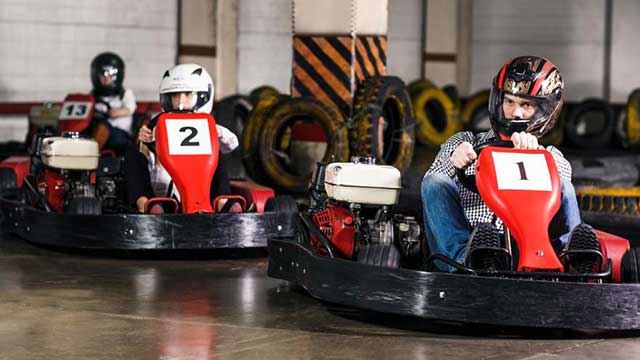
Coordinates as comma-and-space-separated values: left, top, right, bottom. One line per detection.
0, 0, 177, 102
611, 0, 640, 103
387, 0, 423, 84
237, 0, 292, 94
469, 0, 605, 102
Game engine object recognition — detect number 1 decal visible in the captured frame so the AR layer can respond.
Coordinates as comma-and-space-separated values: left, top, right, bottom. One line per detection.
516, 161, 528, 181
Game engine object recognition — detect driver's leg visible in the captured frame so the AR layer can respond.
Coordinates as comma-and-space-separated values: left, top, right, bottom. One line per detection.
422, 173, 472, 271
556, 178, 581, 246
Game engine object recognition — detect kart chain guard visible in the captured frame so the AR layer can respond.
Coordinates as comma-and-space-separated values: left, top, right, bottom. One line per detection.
155, 112, 220, 214
475, 146, 563, 271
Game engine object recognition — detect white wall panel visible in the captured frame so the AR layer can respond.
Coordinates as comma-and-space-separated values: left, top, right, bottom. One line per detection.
470, 0, 605, 102
0, 0, 177, 102
237, 0, 292, 94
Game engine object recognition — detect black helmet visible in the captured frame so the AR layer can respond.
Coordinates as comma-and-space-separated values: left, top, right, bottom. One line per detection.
488, 56, 564, 138
90, 52, 125, 97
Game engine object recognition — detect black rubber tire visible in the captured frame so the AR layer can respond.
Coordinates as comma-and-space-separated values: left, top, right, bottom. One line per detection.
407, 79, 460, 147
214, 95, 253, 179
461, 89, 491, 133
249, 85, 280, 106
443, 84, 461, 109
565, 98, 614, 148
241, 94, 283, 185
258, 97, 349, 192
264, 195, 298, 213
0, 168, 18, 191
539, 105, 566, 147
622, 247, 640, 283
356, 244, 401, 269
622, 89, 640, 149
351, 76, 415, 174
65, 196, 102, 215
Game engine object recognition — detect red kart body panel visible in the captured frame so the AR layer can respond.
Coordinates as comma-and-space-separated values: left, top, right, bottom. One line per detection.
596, 230, 630, 283
476, 147, 563, 271
58, 94, 95, 133
230, 180, 275, 213
0, 156, 30, 187
155, 112, 220, 214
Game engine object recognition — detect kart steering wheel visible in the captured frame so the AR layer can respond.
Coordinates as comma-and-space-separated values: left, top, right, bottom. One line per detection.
455, 139, 513, 193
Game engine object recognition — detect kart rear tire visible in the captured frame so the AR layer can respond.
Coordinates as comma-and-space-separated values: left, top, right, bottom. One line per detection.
622, 247, 640, 283
66, 196, 102, 215
356, 244, 401, 269
264, 195, 298, 214
0, 168, 18, 191
351, 76, 415, 174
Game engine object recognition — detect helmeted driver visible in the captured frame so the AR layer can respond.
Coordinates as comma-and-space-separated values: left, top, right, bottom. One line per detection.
90, 52, 137, 154
421, 55, 594, 271
124, 63, 239, 213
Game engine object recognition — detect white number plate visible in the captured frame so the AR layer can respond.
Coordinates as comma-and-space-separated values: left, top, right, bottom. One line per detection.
165, 119, 213, 155
59, 101, 92, 120
492, 152, 552, 191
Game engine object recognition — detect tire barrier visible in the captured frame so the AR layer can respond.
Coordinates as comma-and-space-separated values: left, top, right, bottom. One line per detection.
622, 89, 640, 149
565, 98, 614, 148
408, 79, 461, 147
249, 85, 280, 106
539, 106, 566, 147
241, 94, 283, 185
442, 84, 461, 110
214, 95, 253, 179
461, 89, 491, 133
351, 76, 415, 174
577, 187, 640, 216
571, 156, 639, 189
258, 97, 349, 193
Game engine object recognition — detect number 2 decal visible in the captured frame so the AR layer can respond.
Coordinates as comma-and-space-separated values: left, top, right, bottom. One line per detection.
179, 126, 200, 146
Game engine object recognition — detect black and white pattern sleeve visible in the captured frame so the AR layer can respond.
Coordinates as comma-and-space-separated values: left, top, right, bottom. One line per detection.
545, 145, 572, 181
425, 131, 475, 179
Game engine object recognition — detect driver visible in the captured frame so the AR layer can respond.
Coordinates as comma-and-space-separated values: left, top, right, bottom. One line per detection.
90, 52, 137, 154
124, 63, 239, 213
421, 55, 592, 271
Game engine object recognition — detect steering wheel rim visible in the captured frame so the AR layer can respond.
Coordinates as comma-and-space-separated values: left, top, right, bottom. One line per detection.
455, 139, 513, 193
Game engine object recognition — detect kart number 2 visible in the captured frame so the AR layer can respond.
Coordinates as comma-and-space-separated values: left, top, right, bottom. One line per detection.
165, 118, 213, 155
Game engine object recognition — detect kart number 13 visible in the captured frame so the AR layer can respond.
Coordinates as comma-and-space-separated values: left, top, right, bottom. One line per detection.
59, 101, 93, 120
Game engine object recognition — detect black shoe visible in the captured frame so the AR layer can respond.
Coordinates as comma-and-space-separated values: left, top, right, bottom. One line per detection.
562, 223, 602, 273
464, 223, 502, 271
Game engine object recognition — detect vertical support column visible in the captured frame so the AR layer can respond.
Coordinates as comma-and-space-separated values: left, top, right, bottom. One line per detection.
216, 0, 238, 98
291, 0, 388, 118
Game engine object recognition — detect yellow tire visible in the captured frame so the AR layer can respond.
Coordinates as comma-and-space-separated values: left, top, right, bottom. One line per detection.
410, 81, 461, 146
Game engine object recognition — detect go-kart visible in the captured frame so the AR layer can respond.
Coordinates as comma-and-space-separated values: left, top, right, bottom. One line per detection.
268, 145, 640, 330
0, 112, 297, 250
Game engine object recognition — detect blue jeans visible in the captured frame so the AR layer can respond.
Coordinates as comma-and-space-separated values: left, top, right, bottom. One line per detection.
421, 173, 581, 271
93, 118, 130, 154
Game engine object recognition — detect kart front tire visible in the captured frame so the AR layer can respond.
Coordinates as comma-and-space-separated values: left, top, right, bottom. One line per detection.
264, 196, 298, 214
622, 247, 640, 283
356, 244, 401, 269
0, 168, 18, 191
65, 196, 102, 215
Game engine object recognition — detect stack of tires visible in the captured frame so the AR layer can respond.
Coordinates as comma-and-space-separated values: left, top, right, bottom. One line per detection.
219, 78, 416, 193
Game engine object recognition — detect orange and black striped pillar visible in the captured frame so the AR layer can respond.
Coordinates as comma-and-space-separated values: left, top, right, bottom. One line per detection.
291, 0, 388, 118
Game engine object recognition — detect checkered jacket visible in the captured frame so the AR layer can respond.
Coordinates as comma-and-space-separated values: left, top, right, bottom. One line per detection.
424, 130, 572, 232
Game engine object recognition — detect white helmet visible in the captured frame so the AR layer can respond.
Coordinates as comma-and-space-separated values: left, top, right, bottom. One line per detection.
159, 63, 214, 113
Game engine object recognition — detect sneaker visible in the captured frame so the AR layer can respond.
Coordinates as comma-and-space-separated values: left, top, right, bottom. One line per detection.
464, 222, 502, 271
563, 223, 602, 273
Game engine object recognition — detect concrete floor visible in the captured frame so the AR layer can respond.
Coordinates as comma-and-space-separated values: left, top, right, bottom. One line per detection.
2, 235, 640, 360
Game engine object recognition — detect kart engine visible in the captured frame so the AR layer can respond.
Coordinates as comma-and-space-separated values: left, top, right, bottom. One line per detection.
308, 158, 423, 261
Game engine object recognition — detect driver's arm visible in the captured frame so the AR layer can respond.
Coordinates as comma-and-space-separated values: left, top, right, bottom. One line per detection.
425, 131, 475, 178
544, 145, 572, 181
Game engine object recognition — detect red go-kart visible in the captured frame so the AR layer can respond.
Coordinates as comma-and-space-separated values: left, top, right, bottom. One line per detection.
268, 145, 640, 330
